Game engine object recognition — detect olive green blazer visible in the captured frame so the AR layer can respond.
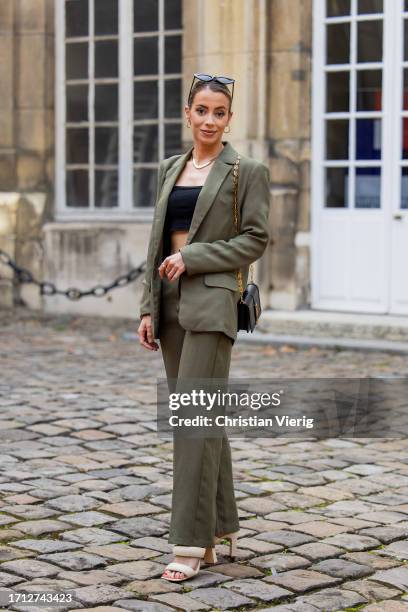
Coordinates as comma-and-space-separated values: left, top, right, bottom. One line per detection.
139, 140, 270, 342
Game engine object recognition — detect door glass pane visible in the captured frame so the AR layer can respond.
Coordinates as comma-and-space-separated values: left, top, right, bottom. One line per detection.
326, 0, 350, 17
94, 85, 118, 121
357, 70, 382, 111
165, 0, 182, 29
133, 169, 156, 207
134, 81, 158, 120
165, 79, 182, 118
132, 0, 183, 209
66, 170, 89, 207
327, 23, 350, 64
356, 118, 381, 159
165, 36, 182, 73
95, 41, 118, 78
325, 167, 349, 208
134, 37, 158, 75
95, 170, 118, 207
94, 0, 118, 35
95, 127, 118, 164
65, 0, 88, 37
403, 70, 408, 109
404, 20, 408, 61
326, 71, 349, 112
66, 85, 88, 122
133, 125, 159, 163
402, 168, 408, 209
326, 120, 349, 159
358, 0, 383, 13
402, 119, 408, 159
134, 0, 158, 32
66, 128, 88, 164
66, 43, 88, 80
357, 21, 383, 63
165, 124, 182, 158
355, 167, 381, 208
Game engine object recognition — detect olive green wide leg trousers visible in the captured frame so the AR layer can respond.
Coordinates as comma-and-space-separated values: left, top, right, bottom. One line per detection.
158, 274, 240, 548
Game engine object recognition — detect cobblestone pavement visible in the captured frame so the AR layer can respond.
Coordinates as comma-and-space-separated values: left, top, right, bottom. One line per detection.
0, 308, 408, 611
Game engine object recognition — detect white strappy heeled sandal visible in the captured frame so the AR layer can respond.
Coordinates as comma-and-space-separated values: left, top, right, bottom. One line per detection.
213, 530, 239, 560
162, 545, 218, 582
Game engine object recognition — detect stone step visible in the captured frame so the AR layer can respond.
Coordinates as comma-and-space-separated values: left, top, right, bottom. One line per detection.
255, 309, 408, 343
235, 309, 408, 354
236, 330, 408, 355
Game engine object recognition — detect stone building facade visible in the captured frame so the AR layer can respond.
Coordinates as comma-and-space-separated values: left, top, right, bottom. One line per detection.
1, 1, 403, 318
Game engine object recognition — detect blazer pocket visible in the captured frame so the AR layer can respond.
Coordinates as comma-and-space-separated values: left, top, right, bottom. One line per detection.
204, 272, 239, 292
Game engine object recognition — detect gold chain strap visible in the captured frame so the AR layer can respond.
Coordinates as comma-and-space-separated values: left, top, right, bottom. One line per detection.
232, 155, 254, 303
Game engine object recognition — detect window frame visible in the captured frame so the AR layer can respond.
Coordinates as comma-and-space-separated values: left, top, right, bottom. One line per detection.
312, 0, 387, 213
55, 0, 183, 222
311, 0, 404, 310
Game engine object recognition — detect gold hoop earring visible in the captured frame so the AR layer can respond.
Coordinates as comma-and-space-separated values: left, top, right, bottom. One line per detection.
224, 125, 231, 133
186, 119, 191, 128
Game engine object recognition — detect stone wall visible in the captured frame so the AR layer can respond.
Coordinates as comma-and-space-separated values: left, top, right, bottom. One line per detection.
0, 0, 54, 308
42, 222, 150, 318
267, 0, 313, 310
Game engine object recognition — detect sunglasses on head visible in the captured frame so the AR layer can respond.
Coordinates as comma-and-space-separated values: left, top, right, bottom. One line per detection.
188, 73, 235, 106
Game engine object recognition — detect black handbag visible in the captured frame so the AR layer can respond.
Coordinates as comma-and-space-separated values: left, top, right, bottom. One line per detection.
232, 155, 262, 333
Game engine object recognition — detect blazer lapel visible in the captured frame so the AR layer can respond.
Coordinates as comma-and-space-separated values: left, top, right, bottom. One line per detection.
186, 142, 237, 245
152, 146, 193, 256
153, 141, 238, 258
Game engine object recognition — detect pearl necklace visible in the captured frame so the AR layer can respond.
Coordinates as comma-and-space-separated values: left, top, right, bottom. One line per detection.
191, 146, 223, 170
192, 155, 216, 170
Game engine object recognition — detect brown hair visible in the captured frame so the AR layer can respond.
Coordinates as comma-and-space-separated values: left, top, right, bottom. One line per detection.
188, 80, 233, 112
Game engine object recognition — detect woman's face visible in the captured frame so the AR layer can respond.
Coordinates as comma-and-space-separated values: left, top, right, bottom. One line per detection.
185, 87, 232, 147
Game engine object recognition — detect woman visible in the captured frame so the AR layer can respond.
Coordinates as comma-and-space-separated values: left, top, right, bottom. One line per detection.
138, 73, 270, 582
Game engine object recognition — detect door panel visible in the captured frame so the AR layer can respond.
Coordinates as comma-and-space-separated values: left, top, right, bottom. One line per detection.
312, 0, 403, 314
317, 212, 386, 310
390, 3, 408, 314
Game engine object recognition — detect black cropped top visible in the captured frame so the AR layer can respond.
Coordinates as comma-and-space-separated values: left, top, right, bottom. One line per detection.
162, 185, 202, 259
165, 185, 202, 232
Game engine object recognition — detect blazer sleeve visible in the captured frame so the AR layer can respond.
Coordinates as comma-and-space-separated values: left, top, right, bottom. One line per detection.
139, 162, 166, 317
179, 162, 270, 276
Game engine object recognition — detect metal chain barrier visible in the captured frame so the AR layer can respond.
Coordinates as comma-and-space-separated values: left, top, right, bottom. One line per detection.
0, 248, 146, 301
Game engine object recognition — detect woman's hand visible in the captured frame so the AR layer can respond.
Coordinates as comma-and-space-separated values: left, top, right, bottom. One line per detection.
158, 251, 186, 281
138, 314, 159, 351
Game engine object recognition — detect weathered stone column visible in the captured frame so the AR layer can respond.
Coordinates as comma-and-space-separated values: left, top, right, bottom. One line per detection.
267, 0, 312, 310
0, 0, 54, 308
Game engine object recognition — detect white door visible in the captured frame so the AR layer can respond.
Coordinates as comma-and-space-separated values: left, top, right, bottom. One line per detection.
390, 0, 408, 314
312, 0, 408, 314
